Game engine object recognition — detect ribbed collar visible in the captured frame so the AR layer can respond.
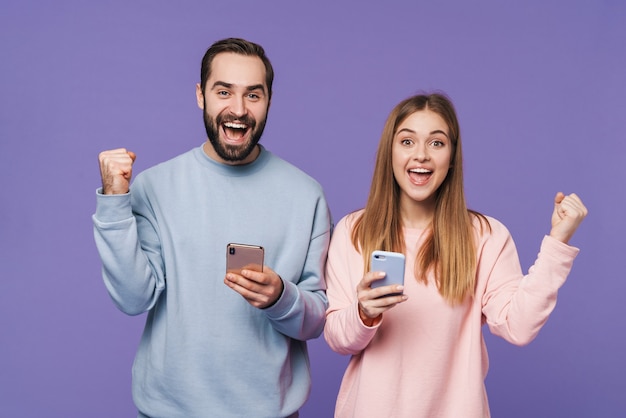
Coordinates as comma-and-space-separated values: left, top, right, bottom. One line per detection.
192, 143, 270, 177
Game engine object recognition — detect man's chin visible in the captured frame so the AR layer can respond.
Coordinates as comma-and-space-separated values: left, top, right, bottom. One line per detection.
205, 123, 263, 163
220, 142, 258, 163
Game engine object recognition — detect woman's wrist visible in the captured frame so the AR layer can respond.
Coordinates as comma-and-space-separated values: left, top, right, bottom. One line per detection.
358, 303, 380, 327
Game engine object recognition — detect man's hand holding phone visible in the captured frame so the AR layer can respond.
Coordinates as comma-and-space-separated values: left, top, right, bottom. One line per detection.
225, 266, 284, 309
224, 243, 283, 309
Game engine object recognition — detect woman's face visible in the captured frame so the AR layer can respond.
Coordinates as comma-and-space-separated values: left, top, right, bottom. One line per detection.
391, 109, 452, 214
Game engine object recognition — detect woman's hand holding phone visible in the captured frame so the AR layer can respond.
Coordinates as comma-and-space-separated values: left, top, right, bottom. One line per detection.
357, 251, 408, 326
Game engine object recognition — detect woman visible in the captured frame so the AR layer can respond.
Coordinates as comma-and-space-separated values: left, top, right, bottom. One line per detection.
324, 93, 587, 417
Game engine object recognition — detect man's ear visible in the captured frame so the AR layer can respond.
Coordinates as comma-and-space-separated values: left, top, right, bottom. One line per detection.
195, 83, 204, 110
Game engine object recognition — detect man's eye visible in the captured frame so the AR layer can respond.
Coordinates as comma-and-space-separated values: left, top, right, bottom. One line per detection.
218, 91, 229, 96
248, 93, 260, 100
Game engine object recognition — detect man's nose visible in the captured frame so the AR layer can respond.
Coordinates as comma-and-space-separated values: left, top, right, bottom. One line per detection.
229, 95, 246, 117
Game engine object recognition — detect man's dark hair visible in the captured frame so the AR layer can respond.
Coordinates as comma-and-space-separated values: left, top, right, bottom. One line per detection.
200, 38, 274, 100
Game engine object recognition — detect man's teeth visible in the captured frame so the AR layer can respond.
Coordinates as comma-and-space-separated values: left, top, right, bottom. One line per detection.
224, 122, 247, 129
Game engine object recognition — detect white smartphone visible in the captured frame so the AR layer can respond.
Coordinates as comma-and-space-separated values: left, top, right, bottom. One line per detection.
370, 250, 405, 296
226, 243, 264, 274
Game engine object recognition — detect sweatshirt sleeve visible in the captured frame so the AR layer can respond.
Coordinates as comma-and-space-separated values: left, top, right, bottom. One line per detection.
92, 186, 165, 315
324, 214, 380, 355
262, 194, 332, 341
480, 219, 580, 346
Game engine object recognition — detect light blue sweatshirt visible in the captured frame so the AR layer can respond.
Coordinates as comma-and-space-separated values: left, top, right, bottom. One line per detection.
93, 145, 332, 418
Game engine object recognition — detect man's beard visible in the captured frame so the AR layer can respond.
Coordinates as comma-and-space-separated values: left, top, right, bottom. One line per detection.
203, 108, 267, 163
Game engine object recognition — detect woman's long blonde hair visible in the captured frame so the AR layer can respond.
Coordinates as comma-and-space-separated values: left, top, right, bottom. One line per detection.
351, 93, 488, 304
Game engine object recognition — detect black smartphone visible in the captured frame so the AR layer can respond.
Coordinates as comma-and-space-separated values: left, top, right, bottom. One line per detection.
370, 250, 405, 296
226, 243, 264, 274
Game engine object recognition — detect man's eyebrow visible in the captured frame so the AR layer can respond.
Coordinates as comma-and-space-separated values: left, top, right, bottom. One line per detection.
210, 81, 266, 94
246, 84, 266, 93
211, 81, 233, 90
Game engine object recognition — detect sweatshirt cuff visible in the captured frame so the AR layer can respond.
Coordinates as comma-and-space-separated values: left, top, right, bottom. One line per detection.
94, 187, 133, 223
526, 235, 580, 290
353, 301, 383, 330
541, 235, 580, 259
263, 278, 297, 318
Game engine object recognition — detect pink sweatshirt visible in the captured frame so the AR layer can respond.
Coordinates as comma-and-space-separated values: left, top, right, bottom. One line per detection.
324, 211, 579, 418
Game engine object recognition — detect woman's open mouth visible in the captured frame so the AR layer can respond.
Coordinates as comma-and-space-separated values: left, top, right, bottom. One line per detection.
408, 168, 432, 185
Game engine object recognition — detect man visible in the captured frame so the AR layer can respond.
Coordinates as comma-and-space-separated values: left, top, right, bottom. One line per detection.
93, 38, 331, 418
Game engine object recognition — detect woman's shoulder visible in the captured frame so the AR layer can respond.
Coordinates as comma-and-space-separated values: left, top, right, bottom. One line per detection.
336, 209, 365, 231
470, 211, 511, 239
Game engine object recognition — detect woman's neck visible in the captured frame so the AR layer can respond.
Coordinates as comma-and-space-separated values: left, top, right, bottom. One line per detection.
399, 196, 435, 229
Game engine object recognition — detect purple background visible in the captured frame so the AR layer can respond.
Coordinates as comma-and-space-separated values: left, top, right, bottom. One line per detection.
1, 1, 624, 417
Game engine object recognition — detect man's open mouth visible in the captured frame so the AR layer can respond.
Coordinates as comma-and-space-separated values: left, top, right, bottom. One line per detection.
222, 122, 250, 141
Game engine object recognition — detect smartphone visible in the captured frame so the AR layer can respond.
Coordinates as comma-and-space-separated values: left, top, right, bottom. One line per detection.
370, 250, 405, 296
226, 243, 264, 274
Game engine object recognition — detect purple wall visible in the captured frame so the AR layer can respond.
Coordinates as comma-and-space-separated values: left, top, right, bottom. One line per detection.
1, 1, 624, 416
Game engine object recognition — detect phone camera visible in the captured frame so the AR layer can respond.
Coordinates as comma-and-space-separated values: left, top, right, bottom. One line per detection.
229, 247, 235, 255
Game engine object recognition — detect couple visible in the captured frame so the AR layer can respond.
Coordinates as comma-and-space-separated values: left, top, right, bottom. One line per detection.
93, 37, 587, 418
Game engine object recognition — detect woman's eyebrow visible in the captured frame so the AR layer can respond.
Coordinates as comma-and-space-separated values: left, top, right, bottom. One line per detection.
395, 128, 449, 138
430, 129, 450, 138
396, 128, 416, 135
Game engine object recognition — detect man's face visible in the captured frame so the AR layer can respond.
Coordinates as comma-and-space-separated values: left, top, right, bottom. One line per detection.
196, 52, 270, 165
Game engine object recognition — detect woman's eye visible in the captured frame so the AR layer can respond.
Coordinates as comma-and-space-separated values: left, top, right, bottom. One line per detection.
401, 138, 413, 146
431, 140, 444, 147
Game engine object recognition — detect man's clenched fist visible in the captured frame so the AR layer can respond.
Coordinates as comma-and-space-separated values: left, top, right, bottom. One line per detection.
98, 148, 136, 195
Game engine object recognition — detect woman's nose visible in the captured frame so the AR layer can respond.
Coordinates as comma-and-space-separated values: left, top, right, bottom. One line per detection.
413, 144, 430, 161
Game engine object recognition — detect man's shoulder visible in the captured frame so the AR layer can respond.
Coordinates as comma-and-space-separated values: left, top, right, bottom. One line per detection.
264, 151, 322, 189
136, 148, 197, 179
